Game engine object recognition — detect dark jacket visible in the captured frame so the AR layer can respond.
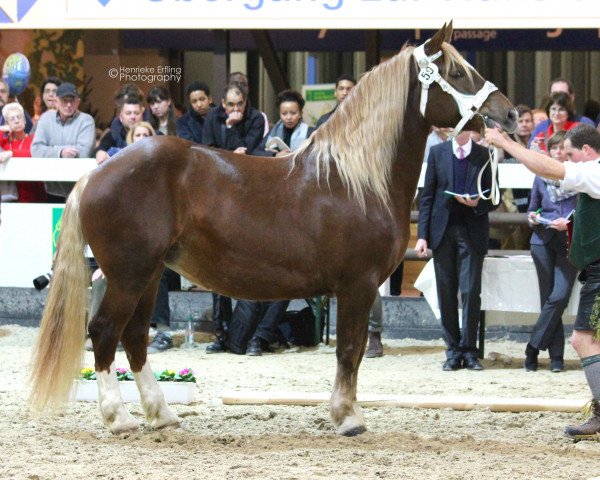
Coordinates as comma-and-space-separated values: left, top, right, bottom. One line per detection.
96, 122, 127, 154
202, 105, 265, 152
418, 141, 499, 255
176, 108, 210, 144
315, 106, 337, 129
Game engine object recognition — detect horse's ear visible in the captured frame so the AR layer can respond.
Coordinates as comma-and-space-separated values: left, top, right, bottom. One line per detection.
445, 20, 454, 43
426, 22, 451, 55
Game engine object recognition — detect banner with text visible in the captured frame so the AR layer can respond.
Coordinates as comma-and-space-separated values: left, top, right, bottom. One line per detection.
0, 0, 599, 29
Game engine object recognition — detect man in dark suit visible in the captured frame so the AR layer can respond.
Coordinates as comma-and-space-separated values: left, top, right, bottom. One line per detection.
415, 131, 498, 371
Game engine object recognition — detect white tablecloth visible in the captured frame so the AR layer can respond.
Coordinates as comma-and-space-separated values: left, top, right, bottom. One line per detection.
415, 256, 581, 319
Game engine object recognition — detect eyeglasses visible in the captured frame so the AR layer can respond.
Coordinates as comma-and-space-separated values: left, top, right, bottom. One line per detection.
225, 101, 245, 109
549, 106, 568, 114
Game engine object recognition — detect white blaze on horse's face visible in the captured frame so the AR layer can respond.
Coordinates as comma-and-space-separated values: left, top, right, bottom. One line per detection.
413, 40, 498, 137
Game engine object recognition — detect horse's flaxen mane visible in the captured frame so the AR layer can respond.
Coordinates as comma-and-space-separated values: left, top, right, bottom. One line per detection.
294, 46, 415, 212
295, 41, 472, 212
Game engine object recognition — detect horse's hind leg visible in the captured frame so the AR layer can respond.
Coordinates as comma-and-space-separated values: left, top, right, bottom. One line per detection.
121, 282, 180, 430
330, 287, 376, 436
89, 283, 145, 434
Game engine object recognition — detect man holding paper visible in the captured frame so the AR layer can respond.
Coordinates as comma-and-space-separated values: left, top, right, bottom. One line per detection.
415, 130, 498, 371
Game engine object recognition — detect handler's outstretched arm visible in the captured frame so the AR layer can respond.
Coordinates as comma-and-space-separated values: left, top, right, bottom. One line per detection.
485, 128, 566, 181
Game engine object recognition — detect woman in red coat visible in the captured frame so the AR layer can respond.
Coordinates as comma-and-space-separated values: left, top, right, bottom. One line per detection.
0, 103, 46, 202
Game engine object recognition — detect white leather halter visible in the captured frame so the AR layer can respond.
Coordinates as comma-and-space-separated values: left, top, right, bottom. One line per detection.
413, 40, 501, 205
413, 40, 498, 137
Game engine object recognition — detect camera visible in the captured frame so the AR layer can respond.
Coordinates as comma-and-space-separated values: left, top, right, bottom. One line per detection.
33, 273, 52, 291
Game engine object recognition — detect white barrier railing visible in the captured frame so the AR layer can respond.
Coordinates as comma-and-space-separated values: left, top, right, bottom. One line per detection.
0, 158, 535, 288
0, 157, 97, 182
1, 158, 536, 188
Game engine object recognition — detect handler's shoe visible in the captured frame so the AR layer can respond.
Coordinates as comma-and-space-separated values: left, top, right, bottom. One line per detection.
564, 400, 600, 440
365, 331, 384, 358
147, 332, 173, 353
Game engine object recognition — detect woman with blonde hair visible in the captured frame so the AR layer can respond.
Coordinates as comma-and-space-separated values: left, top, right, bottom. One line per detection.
126, 121, 156, 145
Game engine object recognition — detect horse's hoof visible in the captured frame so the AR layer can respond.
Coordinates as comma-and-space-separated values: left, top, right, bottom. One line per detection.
339, 425, 367, 437
110, 420, 140, 435
150, 415, 181, 431
336, 416, 367, 436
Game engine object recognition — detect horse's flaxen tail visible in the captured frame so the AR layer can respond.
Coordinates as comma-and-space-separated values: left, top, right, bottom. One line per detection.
28, 172, 92, 414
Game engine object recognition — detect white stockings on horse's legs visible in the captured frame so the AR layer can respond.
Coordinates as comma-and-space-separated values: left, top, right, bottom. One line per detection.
134, 362, 180, 430
96, 362, 139, 434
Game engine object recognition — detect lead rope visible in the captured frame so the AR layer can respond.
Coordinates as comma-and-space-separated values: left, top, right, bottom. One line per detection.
476, 145, 500, 205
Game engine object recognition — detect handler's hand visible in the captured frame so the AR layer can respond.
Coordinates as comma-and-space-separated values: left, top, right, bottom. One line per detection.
415, 238, 429, 258
484, 127, 509, 149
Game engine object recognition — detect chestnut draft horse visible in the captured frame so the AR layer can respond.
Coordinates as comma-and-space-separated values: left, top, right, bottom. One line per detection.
29, 23, 517, 436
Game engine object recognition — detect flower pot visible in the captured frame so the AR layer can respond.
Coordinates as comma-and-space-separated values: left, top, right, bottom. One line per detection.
73, 380, 196, 405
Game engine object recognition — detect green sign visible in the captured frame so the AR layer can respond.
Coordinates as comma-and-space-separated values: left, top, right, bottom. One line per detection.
52, 207, 64, 257
305, 89, 335, 102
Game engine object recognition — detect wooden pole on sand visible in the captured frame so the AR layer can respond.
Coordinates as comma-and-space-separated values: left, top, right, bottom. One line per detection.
221, 391, 587, 413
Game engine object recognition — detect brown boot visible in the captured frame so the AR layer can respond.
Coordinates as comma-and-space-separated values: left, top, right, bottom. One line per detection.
365, 331, 383, 358
564, 400, 600, 440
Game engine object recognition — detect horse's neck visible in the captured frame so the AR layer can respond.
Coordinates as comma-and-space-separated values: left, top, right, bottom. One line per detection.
389, 116, 430, 213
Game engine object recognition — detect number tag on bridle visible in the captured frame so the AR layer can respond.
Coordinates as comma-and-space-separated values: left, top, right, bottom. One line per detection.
418, 63, 439, 86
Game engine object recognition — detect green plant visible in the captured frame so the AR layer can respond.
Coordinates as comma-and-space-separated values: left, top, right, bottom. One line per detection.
79, 367, 196, 383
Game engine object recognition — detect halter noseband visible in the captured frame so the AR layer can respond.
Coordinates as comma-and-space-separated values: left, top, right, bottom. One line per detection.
413, 40, 498, 137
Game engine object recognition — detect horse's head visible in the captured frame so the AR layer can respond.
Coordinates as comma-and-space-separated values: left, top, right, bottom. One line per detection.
414, 22, 517, 135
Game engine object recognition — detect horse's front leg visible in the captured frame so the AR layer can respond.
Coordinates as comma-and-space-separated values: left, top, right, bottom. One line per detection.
330, 288, 376, 436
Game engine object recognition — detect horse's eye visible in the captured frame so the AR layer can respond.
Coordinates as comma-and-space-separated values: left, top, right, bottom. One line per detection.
449, 70, 464, 80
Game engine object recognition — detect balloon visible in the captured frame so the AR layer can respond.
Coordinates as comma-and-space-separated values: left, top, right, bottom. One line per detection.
2, 53, 31, 97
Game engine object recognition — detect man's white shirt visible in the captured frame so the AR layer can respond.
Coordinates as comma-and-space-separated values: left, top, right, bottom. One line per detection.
562, 158, 600, 199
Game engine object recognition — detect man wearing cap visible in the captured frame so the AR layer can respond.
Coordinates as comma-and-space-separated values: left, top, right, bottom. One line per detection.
31, 82, 95, 202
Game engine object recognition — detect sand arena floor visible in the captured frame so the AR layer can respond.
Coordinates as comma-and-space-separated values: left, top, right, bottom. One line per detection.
1, 325, 599, 480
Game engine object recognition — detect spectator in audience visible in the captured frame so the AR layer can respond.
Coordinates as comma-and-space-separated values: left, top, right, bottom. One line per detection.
0, 103, 46, 202
315, 74, 356, 128
95, 93, 144, 164
253, 89, 314, 156
530, 92, 579, 153
415, 131, 498, 371
31, 82, 95, 202
0, 79, 33, 134
503, 104, 535, 214
126, 121, 155, 144
203, 82, 266, 354
529, 78, 595, 147
176, 81, 213, 144
228, 71, 269, 136
202, 82, 265, 154
525, 130, 578, 373
147, 86, 177, 136
40, 77, 62, 113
